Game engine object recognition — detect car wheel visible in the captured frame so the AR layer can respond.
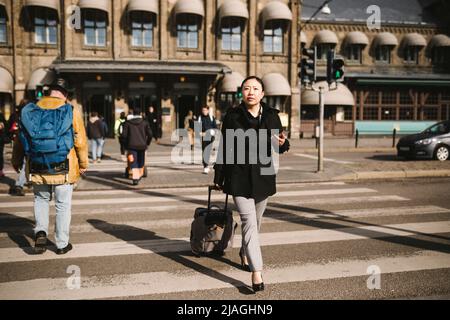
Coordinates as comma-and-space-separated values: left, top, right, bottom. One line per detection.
434, 146, 449, 161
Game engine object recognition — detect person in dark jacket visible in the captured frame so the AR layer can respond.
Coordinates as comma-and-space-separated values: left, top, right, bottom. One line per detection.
121, 108, 152, 185
0, 110, 7, 177
213, 76, 289, 293
86, 112, 107, 163
198, 105, 217, 174
146, 106, 162, 144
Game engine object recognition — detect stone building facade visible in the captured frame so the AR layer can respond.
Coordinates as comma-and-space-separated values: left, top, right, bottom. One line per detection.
0, 0, 449, 138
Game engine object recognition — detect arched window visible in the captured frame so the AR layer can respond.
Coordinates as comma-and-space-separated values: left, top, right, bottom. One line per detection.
33, 7, 57, 45
130, 11, 154, 48
83, 9, 107, 47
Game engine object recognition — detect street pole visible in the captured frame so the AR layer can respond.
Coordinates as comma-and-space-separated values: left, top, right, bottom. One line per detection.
318, 86, 324, 172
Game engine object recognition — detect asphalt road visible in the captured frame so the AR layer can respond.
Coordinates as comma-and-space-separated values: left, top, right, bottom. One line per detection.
0, 177, 449, 300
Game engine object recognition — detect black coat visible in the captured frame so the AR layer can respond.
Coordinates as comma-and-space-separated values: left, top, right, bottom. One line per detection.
214, 102, 290, 200
122, 117, 153, 151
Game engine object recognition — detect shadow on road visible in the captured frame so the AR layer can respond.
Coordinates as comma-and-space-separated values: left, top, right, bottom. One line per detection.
87, 218, 255, 295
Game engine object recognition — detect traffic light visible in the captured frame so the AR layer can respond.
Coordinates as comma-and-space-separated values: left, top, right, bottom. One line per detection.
299, 46, 316, 85
236, 86, 243, 99
35, 85, 44, 100
327, 50, 345, 84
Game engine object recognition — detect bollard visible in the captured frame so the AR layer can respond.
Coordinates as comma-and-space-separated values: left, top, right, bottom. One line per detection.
355, 129, 359, 148
392, 128, 397, 148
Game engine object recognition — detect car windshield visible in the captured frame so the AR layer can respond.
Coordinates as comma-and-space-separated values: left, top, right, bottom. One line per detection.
423, 122, 450, 135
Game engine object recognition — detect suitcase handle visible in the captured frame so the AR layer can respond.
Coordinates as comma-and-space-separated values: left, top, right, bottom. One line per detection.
208, 185, 228, 213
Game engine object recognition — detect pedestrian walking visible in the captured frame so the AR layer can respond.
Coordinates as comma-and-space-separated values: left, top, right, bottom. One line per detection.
184, 110, 195, 151
0, 109, 7, 177
12, 78, 88, 255
86, 112, 106, 163
121, 107, 152, 185
198, 106, 217, 174
114, 112, 127, 162
146, 106, 161, 144
213, 76, 290, 292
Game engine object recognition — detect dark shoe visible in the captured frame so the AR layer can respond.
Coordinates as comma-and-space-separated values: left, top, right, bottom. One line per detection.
11, 186, 25, 196
239, 251, 251, 272
252, 275, 265, 293
56, 243, 73, 255
133, 179, 139, 186
34, 231, 47, 254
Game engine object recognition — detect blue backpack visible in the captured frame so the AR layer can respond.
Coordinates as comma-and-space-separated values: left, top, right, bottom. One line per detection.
19, 103, 74, 174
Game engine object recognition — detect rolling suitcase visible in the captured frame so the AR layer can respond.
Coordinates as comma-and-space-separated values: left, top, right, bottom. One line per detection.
190, 186, 237, 256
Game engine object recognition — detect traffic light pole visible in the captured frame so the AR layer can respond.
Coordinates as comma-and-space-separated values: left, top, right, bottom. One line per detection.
318, 86, 325, 172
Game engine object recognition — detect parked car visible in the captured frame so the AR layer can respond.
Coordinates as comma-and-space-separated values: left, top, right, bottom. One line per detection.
396, 120, 450, 161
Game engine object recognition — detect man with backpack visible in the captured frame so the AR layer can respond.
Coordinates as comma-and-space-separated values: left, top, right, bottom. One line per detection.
12, 78, 88, 255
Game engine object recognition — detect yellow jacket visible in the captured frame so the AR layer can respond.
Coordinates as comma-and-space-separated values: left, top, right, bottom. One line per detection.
12, 96, 89, 185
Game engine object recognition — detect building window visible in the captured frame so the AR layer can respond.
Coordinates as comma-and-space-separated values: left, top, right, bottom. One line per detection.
366, 91, 379, 104
221, 17, 242, 52
177, 14, 199, 49
345, 45, 362, 63
301, 106, 318, 120
130, 11, 154, 48
317, 43, 335, 60
404, 46, 420, 64
400, 91, 413, 104
34, 7, 57, 45
344, 106, 353, 120
381, 107, 396, 120
263, 96, 287, 113
363, 107, 379, 120
0, 7, 6, 44
399, 107, 414, 120
84, 10, 107, 47
263, 20, 284, 53
375, 45, 391, 63
432, 47, 446, 65
425, 92, 439, 105
382, 92, 396, 105
218, 92, 239, 115
423, 107, 438, 120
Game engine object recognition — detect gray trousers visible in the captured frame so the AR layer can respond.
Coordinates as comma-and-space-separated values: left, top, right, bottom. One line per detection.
233, 196, 268, 272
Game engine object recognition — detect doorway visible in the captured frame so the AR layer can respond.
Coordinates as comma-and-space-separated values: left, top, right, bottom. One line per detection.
84, 92, 114, 138
177, 95, 198, 129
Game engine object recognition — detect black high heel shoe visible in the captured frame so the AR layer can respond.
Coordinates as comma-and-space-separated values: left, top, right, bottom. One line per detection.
252, 275, 264, 292
239, 251, 251, 272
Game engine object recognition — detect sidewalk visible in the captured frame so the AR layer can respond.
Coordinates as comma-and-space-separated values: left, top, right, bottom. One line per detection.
1, 135, 450, 193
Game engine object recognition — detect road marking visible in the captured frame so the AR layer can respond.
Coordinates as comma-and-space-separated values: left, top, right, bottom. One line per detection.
1, 205, 448, 237
0, 220, 448, 264
294, 153, 354, 164
0, 188, 378, 209
0, 182, 348, 198
0, 195, 410, 219
0, 250, 448, 299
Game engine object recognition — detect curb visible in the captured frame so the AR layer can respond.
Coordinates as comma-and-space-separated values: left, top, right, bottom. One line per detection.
332, 169, 450, 181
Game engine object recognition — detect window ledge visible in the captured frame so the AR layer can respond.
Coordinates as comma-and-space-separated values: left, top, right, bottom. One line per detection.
82, 45, 109, 51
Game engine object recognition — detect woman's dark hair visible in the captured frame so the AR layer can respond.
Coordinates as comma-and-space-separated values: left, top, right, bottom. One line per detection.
240, 76, 265, 92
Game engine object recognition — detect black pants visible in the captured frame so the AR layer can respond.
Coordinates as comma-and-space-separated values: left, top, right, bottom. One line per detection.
201, 137, 214, 168
0, 143, 4, 171
119, 139, 126, 155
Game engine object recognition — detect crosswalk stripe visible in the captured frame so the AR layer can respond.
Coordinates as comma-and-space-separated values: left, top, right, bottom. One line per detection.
294, 153, 354, 164
0, 220, 448, 264
0, 182, 348, 198
0, 250, 448, 300
1, 206, 448, 237
0, 195, 410, 219
0, 188, 378, 209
